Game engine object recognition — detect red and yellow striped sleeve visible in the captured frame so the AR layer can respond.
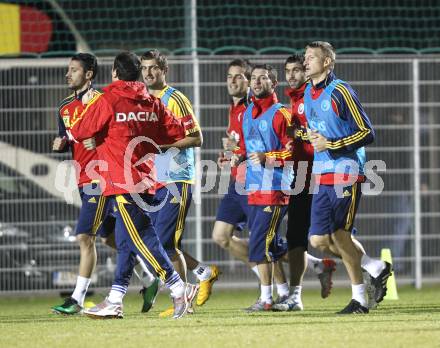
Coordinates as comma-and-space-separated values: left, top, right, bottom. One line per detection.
264, 107, 293, 166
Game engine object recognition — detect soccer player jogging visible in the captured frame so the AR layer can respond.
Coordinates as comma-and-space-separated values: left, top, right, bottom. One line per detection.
70, 51, 195, 319
214, 59, 255, 272
273, 54, 337, 312
140, 50, 218, 315
51, 53, 115, 315
303, 41, 392, 314
216, 59, 292, 303
232, 64, 293, 311
217, 59, 336, 306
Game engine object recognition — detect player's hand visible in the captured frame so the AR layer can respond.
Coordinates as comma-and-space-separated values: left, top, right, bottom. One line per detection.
249, 152, 266, 165
309, 130, 327, 152
52, 136, 67, 151
230, 154, 243, 167
82, 87, 95, 105
222, 136, 238, 151
217, 151, 229, 169
82, 137, 96, 150
286, 125, 298, 139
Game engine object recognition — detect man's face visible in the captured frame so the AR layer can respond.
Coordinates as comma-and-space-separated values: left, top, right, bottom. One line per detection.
304, 47, 326, 79
285, 62, 306, 89
227, 65, 249, 98
65, 60, 89, 91
141, 58, 166, 89
250, 68, 275, 99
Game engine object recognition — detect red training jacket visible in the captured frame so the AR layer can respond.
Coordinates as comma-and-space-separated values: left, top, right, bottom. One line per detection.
69, 80, 185, 196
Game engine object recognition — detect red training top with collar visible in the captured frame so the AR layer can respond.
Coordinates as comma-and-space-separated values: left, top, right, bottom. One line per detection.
236, 92, 292, 205
57, 89, 103, 187
69, 80, 185, 196
227, 96, 248, 183
285, 83, 314, 189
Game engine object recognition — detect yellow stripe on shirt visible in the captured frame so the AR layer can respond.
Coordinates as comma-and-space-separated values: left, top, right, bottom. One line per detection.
70, 91, 103, 128
323, 84, 371, 149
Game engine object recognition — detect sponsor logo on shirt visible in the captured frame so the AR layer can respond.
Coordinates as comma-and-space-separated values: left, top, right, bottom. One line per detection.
116, 111, 158, 122
297, 103, 304, 115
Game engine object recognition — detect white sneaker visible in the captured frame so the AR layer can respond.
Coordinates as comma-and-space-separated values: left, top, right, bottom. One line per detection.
186, 283, 199, 308
83, 297, 123, 319
171, 283, 199, 319
272, 293, 304, 312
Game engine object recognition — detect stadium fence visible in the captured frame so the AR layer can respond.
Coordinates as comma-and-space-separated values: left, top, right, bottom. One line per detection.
0, 55, 439, 293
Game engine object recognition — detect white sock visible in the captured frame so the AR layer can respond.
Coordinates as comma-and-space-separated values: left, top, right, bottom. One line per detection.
306, 253, 323, 274
192, 263, 212, 281
276, 282, 290, 297
289, 285, 302, 302
260, 284, 273, 303
352, 283, 367, 307
71, 276, 91, 306
361, 254, 385, 278
251, 265, 260, 279
168, 278, 186, 298
133, 258, 156, 288
107, 287, 126, 304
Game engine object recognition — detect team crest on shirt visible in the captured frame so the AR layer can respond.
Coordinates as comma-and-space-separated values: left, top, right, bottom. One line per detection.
297, 103, 304, 115
321, 100, 331, 112
230, 130, 240, 143
259, 120, 268, 132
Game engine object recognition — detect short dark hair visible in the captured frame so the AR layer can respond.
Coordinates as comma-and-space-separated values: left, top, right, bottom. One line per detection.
305, 41, 336, 70
227, 58, 252, 80
140, 49, 168, 71
71, 53, 98, 79
284, 54, 305, 69
113, 51, 141, 81
251, 64, 277, 83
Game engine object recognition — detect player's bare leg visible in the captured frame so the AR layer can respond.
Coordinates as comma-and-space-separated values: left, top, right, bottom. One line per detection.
52, 234, 96, 315
273, 261, 289, 303
212, 221, 249, 264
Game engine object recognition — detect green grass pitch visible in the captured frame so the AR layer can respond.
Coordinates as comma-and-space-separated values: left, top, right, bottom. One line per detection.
0, 286, 439, 348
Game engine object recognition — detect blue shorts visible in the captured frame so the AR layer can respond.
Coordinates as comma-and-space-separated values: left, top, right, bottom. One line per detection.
216, 180, 248, 232
248, 205, 288, 263
309, 182, 362, 237
76, 183, 113, 237
148, 182, 192, 258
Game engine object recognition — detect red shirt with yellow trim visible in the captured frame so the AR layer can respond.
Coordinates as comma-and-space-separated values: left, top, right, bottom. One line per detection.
57, 89, 103, 187
227, 96, 248, 183
285, 83, 314, 190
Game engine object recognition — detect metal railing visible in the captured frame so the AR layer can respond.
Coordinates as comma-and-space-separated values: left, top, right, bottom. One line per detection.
0, 55, 439, 293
